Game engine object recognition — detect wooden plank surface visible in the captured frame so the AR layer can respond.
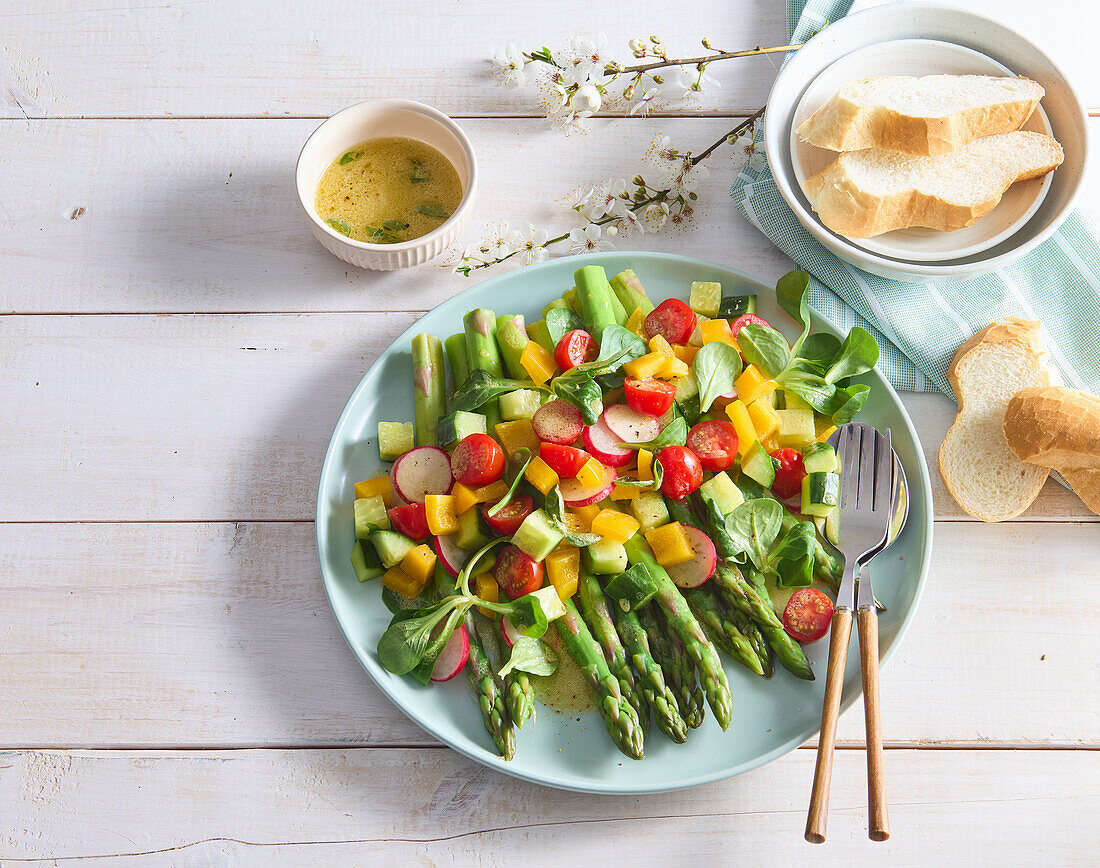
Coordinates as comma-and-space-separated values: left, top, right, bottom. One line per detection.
2, 313, 1094, 522
2, 519, 1095, 748
2, 747, 1096, 862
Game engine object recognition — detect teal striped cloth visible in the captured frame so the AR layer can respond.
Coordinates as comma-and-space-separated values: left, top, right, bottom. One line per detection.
731, 0, 1100, 397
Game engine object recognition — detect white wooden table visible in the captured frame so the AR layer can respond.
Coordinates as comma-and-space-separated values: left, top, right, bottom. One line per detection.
2, 1, 1097, 862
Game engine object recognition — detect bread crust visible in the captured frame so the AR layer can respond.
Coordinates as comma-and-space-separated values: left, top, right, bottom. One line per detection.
1004, 385, 1100, 515
797, 75, 1044, 156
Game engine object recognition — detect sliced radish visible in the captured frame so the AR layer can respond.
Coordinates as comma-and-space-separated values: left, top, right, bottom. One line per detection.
666, 525, 717, 588
500, 615, 521, 649
603, 404, 662, 444
430, 622, 469, 682
532, 399, 584, 445
582, 419, 633, 468
558, 463, 617, 507
390, 446, 453, 504
434, 533, 470, 578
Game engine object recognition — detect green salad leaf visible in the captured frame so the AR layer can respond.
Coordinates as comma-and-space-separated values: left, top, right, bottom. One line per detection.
499, 635, 559, 677
451, 369, 548, 414
692, 341, 742, 412
485, 449, 534, 517
545, 307, 583, 346
725, 499, 784, 571
620, 416, 687, 451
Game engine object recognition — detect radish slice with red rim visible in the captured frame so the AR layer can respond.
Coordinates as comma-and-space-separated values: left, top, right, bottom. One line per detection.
500, 616, 521, 649
390, 446, 453, 504
582, 419, 633, 468
532, 399, 584, 445
666, 525, 717, 588
558, 463, 617, 507
430, 622, 469, 682
434, 533, 470, 578
603, 404, 662, 444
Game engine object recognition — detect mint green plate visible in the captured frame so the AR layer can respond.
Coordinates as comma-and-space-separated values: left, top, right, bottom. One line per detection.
316, 252, 933, 794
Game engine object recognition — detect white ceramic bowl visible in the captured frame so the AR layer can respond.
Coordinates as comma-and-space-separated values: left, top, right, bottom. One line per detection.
765, 3, 1089, 282
296, 99, 478, 271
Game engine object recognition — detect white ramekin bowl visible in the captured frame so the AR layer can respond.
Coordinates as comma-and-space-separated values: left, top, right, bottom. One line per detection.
296, 99, 478, 271
765, 3, 1089, 283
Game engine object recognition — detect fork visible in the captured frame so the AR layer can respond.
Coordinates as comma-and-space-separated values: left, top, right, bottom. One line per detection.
805, 423, 895, 844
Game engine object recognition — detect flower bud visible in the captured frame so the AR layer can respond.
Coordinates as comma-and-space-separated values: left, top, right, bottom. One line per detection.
606, 223, 618, 237
623, 84, 635, 100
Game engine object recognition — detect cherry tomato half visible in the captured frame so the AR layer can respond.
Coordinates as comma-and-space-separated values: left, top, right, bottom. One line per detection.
387, 503, 430, 541
657, 445, 704, 500
644, 298, 697, 345
539, 442, 589, 479
554, 328, 598, 372
782, 588, 834, 643
770, 447, 807, 500
482, 494, 534, 536
624, 377, 676, 418
495, 544, 545, 599
686, 420, 739, 472
450, 433, 505, 486
729, 313, 770, 339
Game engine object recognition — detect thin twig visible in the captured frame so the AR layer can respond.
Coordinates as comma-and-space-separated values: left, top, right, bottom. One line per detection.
615, 44, 801, 75
690, 106, 765, 166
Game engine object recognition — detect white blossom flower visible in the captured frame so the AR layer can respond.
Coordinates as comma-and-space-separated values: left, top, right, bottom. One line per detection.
643, 201, 670, 231
517, 223, 550, 265
556, 33, 610, 86
616, 207, 645, 238
584, 178, 627, 220
573, 84, 602, 115
483, 220, 521, 257
489, 43, 526, 86
670, 159, 709, 195
742, 135, 767, 172
568, 223, 612, 254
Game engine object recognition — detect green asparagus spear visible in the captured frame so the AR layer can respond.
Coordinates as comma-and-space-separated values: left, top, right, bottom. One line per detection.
556, 598, 645, 760
411, 333, 446, 447
494, 314, 530, 379
577, 567, 647, 735
463, 309, 505, 428
732, 607, 774, 678
610, 268, 655, 315
622, 535, 732, 730
606, 283, 628, 325
685, 586, 764, 676
711, 565, 814, 681
444, 332, 470, 397
638, 604, 704, 729
574, 265, 618, 341
464, 610, 516, 759
526, 320, 556, 355
504, 668, 536, 728
616, 608, 688, 743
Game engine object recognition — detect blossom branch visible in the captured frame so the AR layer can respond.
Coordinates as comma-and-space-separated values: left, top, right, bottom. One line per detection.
608, 44, 800, 76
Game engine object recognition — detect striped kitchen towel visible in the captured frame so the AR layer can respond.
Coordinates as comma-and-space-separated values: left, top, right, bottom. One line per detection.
731, 0, 1100, 397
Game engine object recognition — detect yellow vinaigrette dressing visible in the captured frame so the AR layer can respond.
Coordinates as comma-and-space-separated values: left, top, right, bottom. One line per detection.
315, 137, 462, 244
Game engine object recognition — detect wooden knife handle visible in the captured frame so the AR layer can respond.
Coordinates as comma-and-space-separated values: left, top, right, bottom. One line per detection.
858, 607, 890, 841
805, 607, 853, 844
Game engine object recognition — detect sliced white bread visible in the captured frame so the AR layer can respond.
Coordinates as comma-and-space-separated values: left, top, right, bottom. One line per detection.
1003, 385, 1100, 516
939, 318, 1056, 522
797, 74, 1045, 156
802, 131, 1063, 238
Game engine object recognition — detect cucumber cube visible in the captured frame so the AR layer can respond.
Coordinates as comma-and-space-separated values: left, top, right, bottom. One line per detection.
369, 529, 417, 568
802, 441, 838, 473
354, 495, 389, 539
741, 440, 777, 488
378, 421, 414, 461
674, 372, 698, 402
350, 540, 385, 582
455, 506, 491, 551
630, 491, 671, 532
511, 509, 564, 562
717, 293, 756, 320
436, 411, 487, 447
499, 389, 545, 421
583, 538, 629, 575
776, 408, 816, 448
801, 471, 840, 517
689, 281, 722, 317
698, 471, 745, 516
781, 390, 813, 413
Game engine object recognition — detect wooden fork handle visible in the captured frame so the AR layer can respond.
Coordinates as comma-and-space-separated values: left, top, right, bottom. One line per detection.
858, 607, 890, 841
805, 607, 853, 844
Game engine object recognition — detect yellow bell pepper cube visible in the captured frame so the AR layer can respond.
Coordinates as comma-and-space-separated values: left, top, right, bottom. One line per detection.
648, 334, 675, 357
524, 456, 559, 496
672, 344, 698, 365
382, 565, 424, 599
475, 573, 499, 618
623, 352, 667, 379
735, 365, 777, 406
400, 544, 437, 585
494, 419, 540, 460
761, 434, 780, 453
520, 340, 558, 385
625, 307, 647, 337
354, 475, 394, 507
451, 482, 478, 515
557, 511, 587, 535
747, 397, 780, 441
659, 355, 691, 380
569, 503, 601, 530
545, 547, 580, 601
452, 480, 508, 515
637, 449, 654, 482
816, 424, 837, 443
592, 509, 640, 543
699, 319, 736, 346
424, 494, 459, 535
725, 399, 758, 457
610, 482, 642, 501
576, 457, 607, 489
643, 522, 695, 568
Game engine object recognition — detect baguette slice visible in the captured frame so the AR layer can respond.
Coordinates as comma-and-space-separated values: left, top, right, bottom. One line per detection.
1003, 386, 1100, 515
939, 318, 1056, 522
797, 75, 1045, 155
802, 131, 1063, 238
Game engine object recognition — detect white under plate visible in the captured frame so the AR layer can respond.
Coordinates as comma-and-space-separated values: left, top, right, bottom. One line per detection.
790, 38, 1054, 263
